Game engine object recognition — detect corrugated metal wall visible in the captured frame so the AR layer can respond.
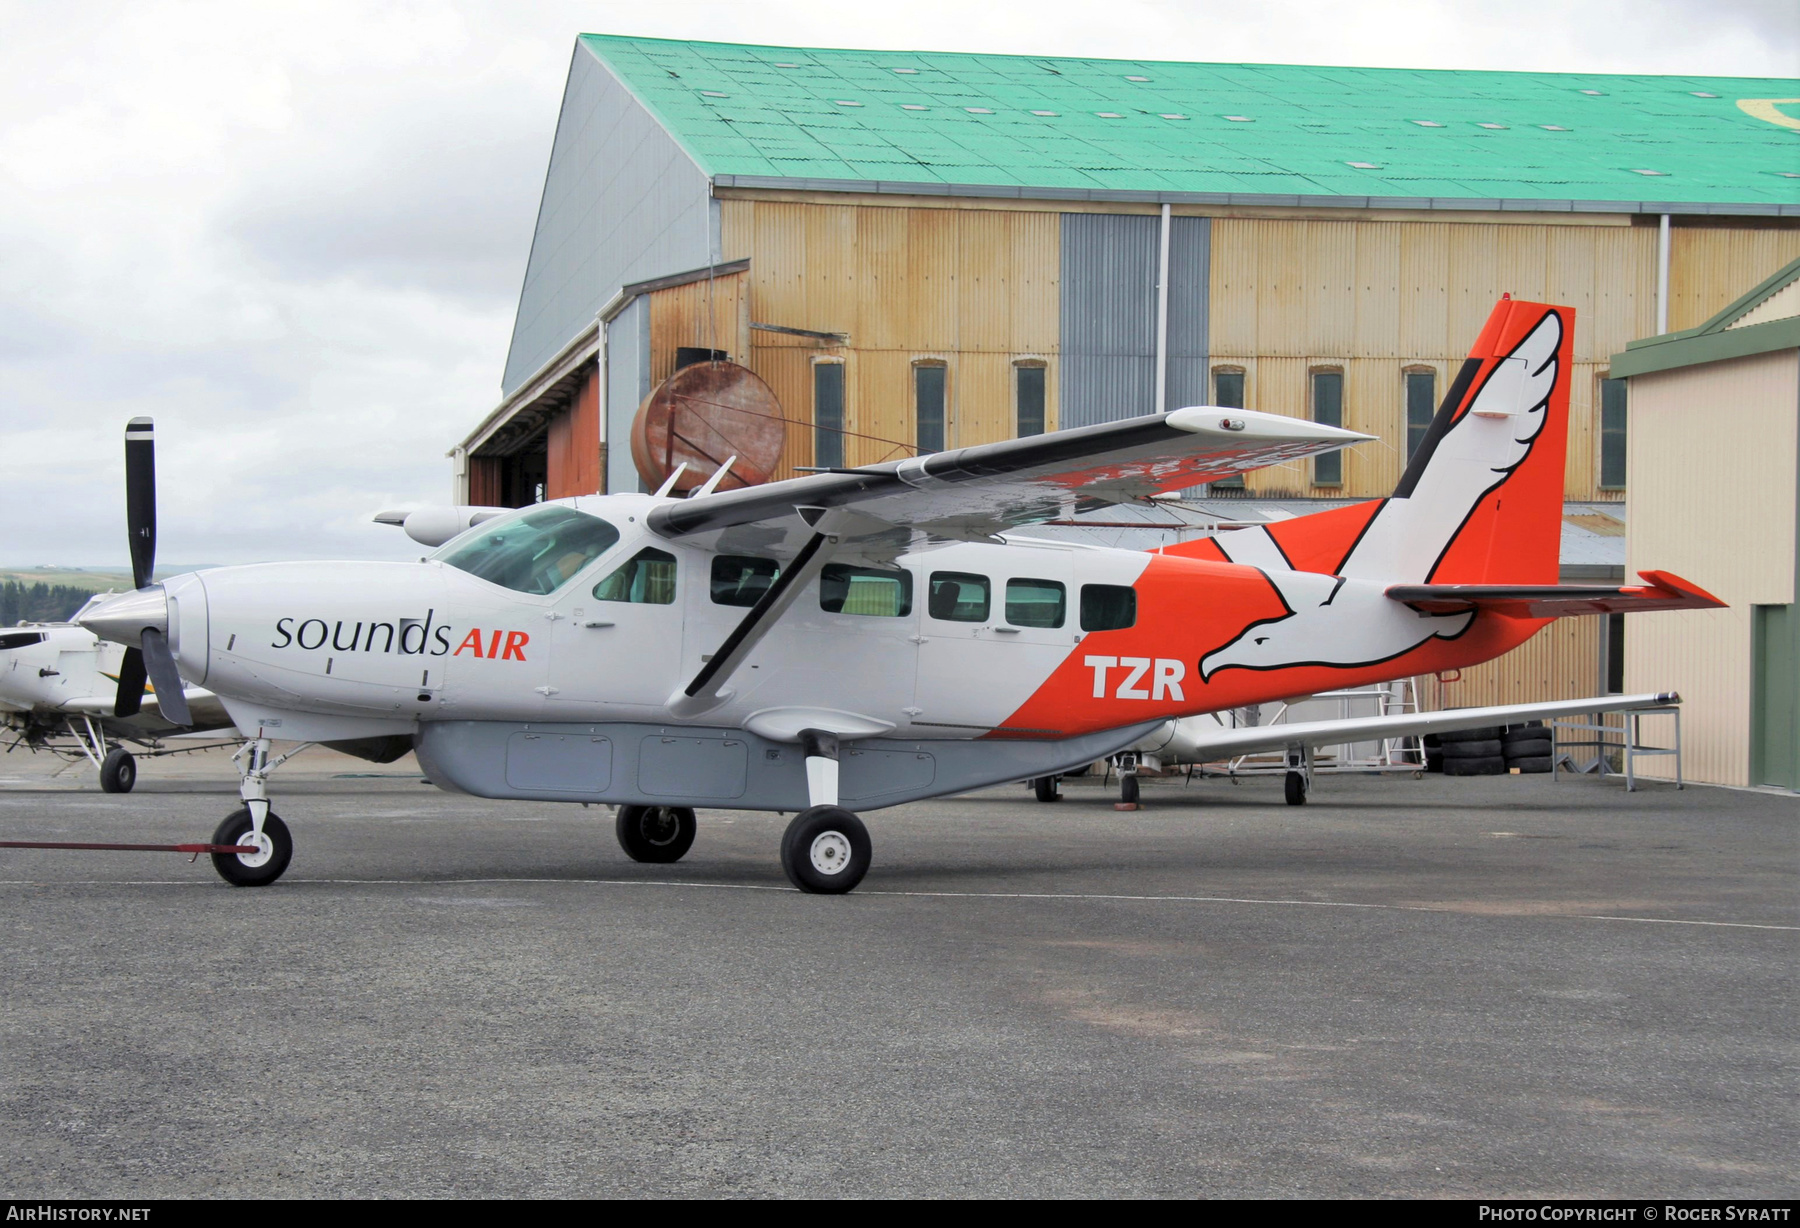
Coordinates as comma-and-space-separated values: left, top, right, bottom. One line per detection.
1208, 216, 1656, 501
1670, 228, 1800, 332
1167, 217, 1211, 408
1625, 349, 1800, 785
1417, 618, 1603, 711
714, 199, 1061, 477
501, 44, 715, 395
1060, 214, 1158, 427
603, 296, 651, 494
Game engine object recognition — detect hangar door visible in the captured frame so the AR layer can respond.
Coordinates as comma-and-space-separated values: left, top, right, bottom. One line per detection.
1752, 604, 1800, 789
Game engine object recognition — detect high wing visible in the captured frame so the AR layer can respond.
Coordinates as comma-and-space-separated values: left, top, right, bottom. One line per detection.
1152, 691, 1680, 763
1386, 570, 1725, 618
648, 407, 1371, 557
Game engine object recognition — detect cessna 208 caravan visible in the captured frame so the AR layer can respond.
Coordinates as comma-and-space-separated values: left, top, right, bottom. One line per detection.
77, 298, 1721, 892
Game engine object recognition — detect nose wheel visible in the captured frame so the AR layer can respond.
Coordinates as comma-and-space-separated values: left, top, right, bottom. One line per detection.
210, 807, 292, 887
99, 748, 137, 794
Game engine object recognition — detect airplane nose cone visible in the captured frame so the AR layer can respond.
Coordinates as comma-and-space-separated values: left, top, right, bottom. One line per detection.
78, 586, 168, 648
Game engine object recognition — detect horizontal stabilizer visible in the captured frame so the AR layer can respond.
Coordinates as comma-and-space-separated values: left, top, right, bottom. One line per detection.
1386, 570, 1725, 618
1157, 691, 1680, 763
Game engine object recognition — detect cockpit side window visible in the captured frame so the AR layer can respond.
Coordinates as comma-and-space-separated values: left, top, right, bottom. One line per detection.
434, 506, 620, 595
0, 632, 46, 650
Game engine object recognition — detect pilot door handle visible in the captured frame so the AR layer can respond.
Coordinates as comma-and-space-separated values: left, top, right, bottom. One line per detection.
581, 620, 615, 629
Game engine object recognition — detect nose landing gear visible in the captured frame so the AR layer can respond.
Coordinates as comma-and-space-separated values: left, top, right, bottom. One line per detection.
211, 738, 310, 887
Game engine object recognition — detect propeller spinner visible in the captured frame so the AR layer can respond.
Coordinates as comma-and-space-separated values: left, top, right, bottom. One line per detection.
104, 418, 192, 726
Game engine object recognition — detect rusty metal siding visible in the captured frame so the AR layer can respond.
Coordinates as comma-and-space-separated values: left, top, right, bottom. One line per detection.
503, 45, 715, 394
1060, 213, 1158, 427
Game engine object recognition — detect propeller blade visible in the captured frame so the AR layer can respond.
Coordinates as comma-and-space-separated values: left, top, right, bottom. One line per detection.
138, 629, 191, 727
124, 417, 156, 591
114, 647, 148, 718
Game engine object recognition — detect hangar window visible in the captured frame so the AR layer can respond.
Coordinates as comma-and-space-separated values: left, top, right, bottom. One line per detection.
813, 360, 845, 470
1311, 369, 1344, 487
1006, 579, 1066, 628
594, 548, 677, 605
928, 572, 990, 622
1211, 367, 1246, 490
820, 564, 912, 617
915, 362, 947, 454
434, 505, 620, 596
1599, 377, 1628, 490
1015, 361, 1046, 437
1405, 368, 1437, 460
711, 556, 779, 607
1080, 585, 1136, 632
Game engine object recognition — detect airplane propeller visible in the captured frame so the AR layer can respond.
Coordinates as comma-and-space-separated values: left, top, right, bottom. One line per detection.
110, 418, 191, 726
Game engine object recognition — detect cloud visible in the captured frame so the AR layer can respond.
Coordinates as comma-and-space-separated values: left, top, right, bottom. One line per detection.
0, 0, 1793, 566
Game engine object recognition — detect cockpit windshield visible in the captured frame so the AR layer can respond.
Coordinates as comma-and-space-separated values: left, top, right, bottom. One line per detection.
434, 506, 621, 595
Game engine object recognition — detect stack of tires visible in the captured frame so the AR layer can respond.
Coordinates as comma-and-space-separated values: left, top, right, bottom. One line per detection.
1500, 720, 1554, 773
1437, 726, 1506, 776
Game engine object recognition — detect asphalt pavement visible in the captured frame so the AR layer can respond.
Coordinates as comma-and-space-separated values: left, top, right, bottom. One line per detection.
0, 748, 1793, 1198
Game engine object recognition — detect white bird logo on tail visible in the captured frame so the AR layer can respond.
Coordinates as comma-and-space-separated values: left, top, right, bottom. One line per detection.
1200, 310, 1563, 680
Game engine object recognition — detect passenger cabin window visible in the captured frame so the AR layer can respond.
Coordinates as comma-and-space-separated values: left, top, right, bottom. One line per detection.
1080, 584, 1136, 631
711, 555, 780, 607
928, 572, 990, 622
433, 505, 620, 595
594, 548, 677, 604
820, 564, 912, 617
1006, 579, 1066, 628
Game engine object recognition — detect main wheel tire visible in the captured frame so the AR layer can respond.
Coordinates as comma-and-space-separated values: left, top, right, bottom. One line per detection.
1442, 738, 1504, 759
1033, 776, 1061, 803
1119, 774, 1140, 805
210, 808, 292, 887
1284, 770, 1307, 805
1440, 726, 1502, 744
1510, 754, 1554, 774
615, 805, 697, 863
1442, 754, 1507, 777
99, 748, 136, 794
780, 806, 871, 894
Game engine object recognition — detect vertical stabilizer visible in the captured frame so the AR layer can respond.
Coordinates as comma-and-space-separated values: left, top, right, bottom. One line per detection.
1337, 298, 1572, 585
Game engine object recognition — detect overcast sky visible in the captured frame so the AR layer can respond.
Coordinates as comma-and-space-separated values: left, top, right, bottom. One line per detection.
1, 0, 1794, 569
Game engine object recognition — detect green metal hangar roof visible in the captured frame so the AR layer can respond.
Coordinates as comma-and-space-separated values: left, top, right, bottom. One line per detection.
584, 33, 1800, 211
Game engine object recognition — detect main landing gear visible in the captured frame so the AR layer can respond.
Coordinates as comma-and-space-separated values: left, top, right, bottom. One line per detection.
208, 738, 309, 888
1284, 743, 1311, 806
615, 805, 697, 863
780, 729, 871, 894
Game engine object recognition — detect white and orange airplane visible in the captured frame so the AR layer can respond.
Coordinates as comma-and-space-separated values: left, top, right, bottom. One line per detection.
77, 298, 1720, 892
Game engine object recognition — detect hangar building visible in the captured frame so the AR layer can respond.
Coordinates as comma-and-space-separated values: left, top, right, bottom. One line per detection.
453, 35, 1800, 712
1613, 257, 1800, 787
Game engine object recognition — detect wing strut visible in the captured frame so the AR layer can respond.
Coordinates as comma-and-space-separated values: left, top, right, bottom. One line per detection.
665, 514, 843, 718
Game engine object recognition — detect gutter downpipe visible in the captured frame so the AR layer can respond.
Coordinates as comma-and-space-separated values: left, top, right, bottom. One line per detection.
1656, 213, 1671, 335
1155, 202, 1172, 414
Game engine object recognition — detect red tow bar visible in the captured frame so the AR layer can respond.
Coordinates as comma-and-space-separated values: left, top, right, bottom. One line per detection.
0, 840, 257, 855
